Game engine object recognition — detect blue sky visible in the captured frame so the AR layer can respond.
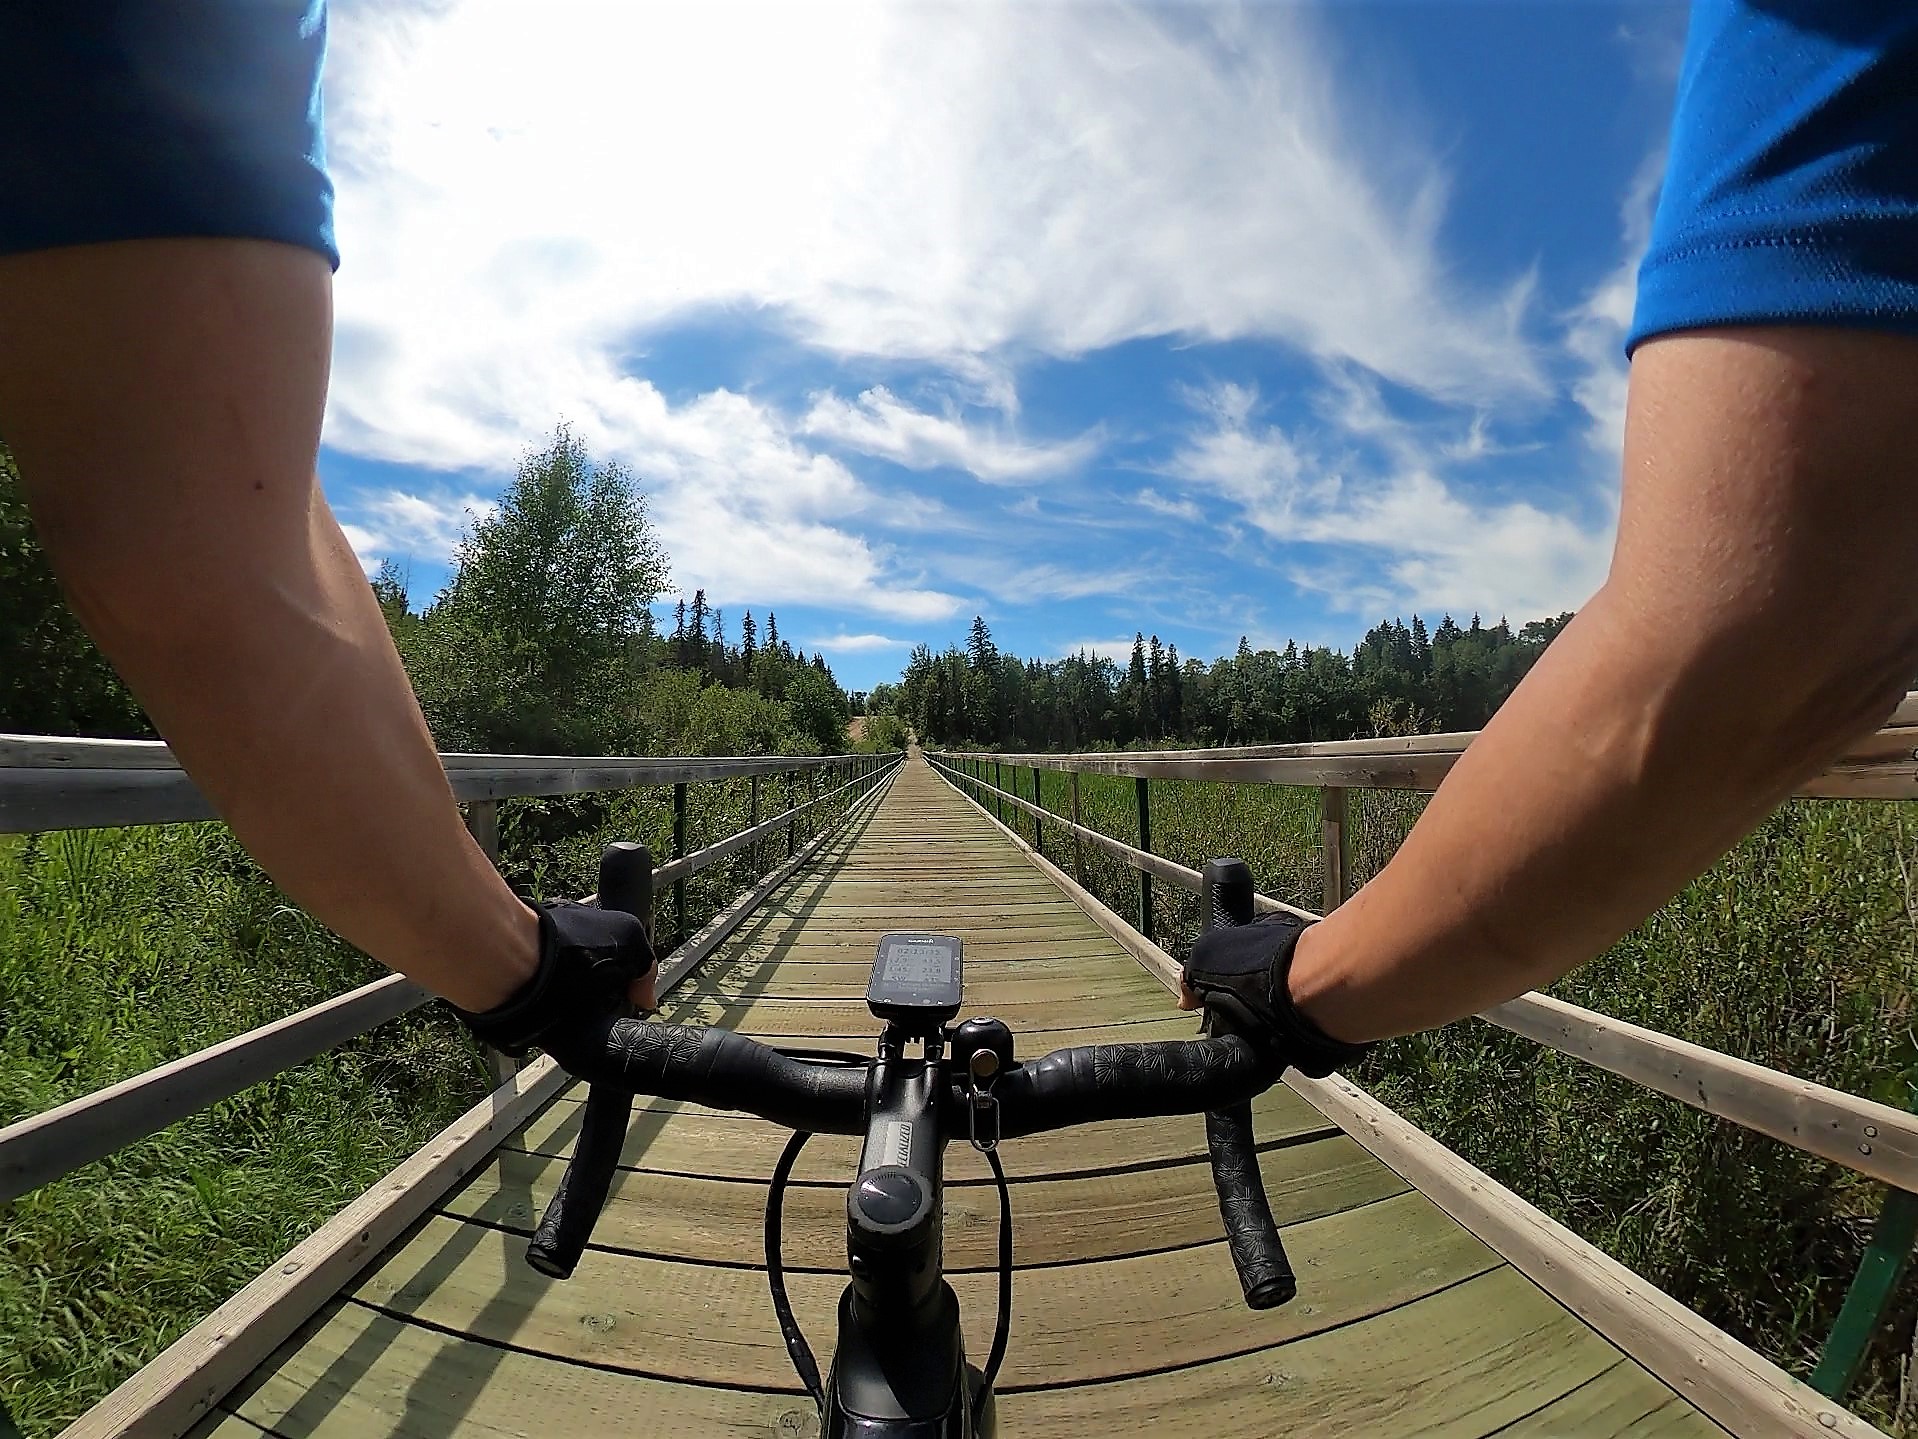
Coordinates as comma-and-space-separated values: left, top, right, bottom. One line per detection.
317, 0, 1688, 693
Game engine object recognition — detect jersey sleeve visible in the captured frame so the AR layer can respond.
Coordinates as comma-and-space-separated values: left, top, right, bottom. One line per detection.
1628, 1, 1918, 352
0, 1, 336, 269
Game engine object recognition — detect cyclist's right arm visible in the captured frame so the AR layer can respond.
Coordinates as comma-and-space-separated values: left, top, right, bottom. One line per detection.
1289, 5, 1918, 1044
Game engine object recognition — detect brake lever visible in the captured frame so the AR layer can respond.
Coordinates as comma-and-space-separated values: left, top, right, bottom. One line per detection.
526, 841, 655, 1280
1197, 858, 1296, 1311
527, 1081, 632, 1278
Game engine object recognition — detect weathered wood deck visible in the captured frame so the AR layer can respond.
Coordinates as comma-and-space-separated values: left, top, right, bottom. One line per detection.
186, 757, 1723, 1437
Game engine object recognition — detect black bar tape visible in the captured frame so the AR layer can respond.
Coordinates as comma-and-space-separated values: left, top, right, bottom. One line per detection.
596, 1021, 870, 1135
1206, 1100, 1296, 1309
993, 1034, 1273, 1139
527, 1083, 632, 1279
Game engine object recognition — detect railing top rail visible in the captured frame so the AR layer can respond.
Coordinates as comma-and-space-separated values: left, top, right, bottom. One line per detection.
0, 737, 897, 835
928, 692, 1918, 800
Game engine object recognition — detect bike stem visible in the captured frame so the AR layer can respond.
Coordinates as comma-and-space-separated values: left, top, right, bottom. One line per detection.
828, 1027, 971, 1434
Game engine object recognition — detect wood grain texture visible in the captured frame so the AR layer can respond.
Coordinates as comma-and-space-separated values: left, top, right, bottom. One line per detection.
510, 1076, 1331, 1184
445, 1132, 1395, 1269
351, 1189, 1498, 1390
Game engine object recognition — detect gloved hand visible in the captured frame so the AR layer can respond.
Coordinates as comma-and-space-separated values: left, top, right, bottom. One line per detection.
1179, 913, 1371, 1078
454, 900, 658, 1075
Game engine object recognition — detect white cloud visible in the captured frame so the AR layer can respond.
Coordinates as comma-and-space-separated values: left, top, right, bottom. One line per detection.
1161, 382, 1612, 619
802, 387, 1098, 484
314, 1, 1555, 617
328, 1, 1542, 398
1133, 488, 1205, 523
1565, 149, 1665, 461
806, 633, 918, 653
335, 488, 494, 572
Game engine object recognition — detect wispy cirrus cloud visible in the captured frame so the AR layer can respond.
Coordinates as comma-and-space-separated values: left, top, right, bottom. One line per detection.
336, 488, 494, 572
802, 387, 1099, 484
1160, 381, 1612, 619
805, 632, 918, 654
1564, 148, 1665, 462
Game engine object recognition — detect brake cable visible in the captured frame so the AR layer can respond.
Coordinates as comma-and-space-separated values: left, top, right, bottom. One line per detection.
973, 1145, 1012, 1433
766, 1128, 826, 1408
762, 1046, 1014, 1426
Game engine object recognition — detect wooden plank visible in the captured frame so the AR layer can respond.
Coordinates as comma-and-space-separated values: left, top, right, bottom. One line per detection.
679, 958, 1164, 1001
443, 1132, 1402, 1269
350, 1188, 1499, 1390
1494, 1361, 1728, 1437
925, 698, 1918, 797
1, 975, 429, 1205
61, 1059, 571, 1439
1293, 1071, 1887, 1439
653, 990, 1167, 1036
215, 1301, 815, 1438
704, 934, 1126, 963
995, 1267, 1700, 1437
0, 739, 894, 835
210, 1265, 1704, 1439
512, 1077, 1331, 1183
1484, 992, 1918, 1193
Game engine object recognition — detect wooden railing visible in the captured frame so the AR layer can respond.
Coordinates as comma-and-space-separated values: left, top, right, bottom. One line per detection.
0, 739, 903, 1205
926, 693, 1918, 1402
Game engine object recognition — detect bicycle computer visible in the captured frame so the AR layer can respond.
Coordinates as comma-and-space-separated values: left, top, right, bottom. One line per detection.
866, 933, 963, 1032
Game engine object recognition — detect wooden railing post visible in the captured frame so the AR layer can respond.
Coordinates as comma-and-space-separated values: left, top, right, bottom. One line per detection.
749, 773, 762, 877
1069, 771, 1085, 884
787, 769, 798, 857
672, 781, 688, 948
462, 800, 515, 1086
1135, 776, 1153, 940
1321, 785, 1350, 912
1031, 765, 1044, 857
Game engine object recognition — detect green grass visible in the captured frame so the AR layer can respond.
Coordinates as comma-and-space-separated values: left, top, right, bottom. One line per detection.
0, 768, 871, 1436
987, 760, 1918, 1434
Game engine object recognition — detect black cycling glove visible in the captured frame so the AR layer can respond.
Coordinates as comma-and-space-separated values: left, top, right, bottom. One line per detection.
455, 900, 657, 1068
1181, 913, 1371, 1079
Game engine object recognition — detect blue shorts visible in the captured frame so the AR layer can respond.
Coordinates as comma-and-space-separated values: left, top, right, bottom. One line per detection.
1630, 1, 1918, 351
0, 0, 337, 269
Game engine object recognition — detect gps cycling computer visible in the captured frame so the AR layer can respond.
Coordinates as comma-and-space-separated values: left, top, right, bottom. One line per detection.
866, 932, 963, 1033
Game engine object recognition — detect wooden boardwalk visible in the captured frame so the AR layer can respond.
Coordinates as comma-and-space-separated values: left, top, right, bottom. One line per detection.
188, 756, 1724, 1437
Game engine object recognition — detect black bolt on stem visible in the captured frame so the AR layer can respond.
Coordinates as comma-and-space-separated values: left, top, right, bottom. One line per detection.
1136, 776, 1154, 940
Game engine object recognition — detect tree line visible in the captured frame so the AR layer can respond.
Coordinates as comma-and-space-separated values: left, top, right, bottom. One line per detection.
1, 427, 860, 757
882, 609, 1574, 750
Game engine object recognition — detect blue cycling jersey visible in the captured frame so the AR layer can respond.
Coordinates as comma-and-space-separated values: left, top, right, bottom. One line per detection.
0, 0, 335, 269
1630, 1, 1918, 351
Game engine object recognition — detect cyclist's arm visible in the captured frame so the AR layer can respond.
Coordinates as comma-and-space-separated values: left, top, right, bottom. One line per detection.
1288, 324, 1918, 1042
0, 238, 544, 1013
